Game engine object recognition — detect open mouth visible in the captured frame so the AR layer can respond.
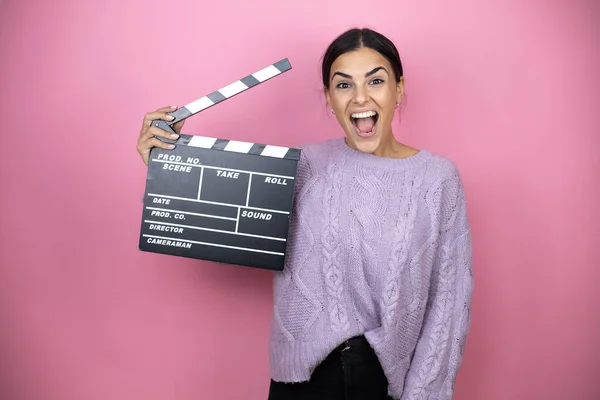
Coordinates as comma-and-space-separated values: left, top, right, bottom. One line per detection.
350, 110, 379, 137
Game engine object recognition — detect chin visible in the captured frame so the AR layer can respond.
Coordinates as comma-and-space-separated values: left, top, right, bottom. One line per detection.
346, 136, 382, 154
344, 117, 384, 154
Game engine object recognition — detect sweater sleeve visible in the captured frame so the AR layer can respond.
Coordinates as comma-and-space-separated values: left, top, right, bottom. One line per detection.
399, 172, 474, 400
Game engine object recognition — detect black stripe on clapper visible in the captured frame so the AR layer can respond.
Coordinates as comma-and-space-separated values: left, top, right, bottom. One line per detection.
283, 148, 301, 161
176, 133, 194, 146
273, 59, 292, 73
171, 107, 193, 121
240, 75, 260, 88
206, 90, 227, 104
248, 143, 266, 156
211, 138, 230, 150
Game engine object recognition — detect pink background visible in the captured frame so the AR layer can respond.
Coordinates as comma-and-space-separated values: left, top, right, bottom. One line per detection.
0, 0, 598, 399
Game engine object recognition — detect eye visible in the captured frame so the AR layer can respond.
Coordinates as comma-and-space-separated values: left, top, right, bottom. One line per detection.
335, 82, 351, 89
370, 78, 384, 85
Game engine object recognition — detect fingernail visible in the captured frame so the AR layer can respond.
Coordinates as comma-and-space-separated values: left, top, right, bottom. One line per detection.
166, 115, 175, 120
168, 145, 175, 149
170, 133, 179, 139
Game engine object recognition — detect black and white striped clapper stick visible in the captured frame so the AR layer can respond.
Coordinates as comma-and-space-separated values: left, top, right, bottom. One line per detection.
151, 58, 292, 145
139, 58, 301, 271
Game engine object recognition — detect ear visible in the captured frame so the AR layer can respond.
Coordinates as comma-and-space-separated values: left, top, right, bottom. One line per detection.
323, 86, 332, 108
396, 77, 405, 104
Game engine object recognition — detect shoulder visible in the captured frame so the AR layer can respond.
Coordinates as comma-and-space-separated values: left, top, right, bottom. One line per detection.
419, 149, 470, 232
298, 138, 340, 159
294, 138, 343, 171
421, 150, 468, 201
420, 149, 463, 184
288, 139, 339, 187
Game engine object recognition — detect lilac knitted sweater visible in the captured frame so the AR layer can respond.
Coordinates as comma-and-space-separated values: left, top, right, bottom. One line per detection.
269, 138, 474, 399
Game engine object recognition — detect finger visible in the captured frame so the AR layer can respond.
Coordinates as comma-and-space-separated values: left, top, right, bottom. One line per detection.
143, 112, 174, 128
156, 105, 178, 113
146, 125, 180, 141
142, 105, 178, 128
139, 151, 149, 166
147, 136, 176, 151
173, 119, 186, 134
137, 137, 175, 163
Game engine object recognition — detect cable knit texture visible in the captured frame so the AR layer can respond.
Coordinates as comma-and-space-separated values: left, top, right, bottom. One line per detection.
269, 138, 474, 400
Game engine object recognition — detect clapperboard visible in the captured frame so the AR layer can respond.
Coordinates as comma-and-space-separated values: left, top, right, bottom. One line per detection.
138, 59, 299, 271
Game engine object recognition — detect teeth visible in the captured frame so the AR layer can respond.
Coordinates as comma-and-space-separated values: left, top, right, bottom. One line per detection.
351, 111, 377, 119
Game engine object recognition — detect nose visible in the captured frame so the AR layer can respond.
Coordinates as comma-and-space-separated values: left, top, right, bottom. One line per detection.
352, 85, 368, 104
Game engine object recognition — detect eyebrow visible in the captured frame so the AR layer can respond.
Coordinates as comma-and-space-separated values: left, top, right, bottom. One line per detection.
331, 66, 388, 80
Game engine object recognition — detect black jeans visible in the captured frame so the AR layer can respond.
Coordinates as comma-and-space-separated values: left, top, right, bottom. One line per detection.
268, 336, 393, 400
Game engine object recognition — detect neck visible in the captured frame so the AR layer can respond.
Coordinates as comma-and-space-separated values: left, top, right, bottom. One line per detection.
371, 130, 403, 158
345, 130, 417, 160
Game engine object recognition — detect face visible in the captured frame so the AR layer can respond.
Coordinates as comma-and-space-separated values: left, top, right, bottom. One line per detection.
325, 46, 404, 155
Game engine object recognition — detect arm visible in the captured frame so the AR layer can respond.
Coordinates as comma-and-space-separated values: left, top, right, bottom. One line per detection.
400, 173, 474, 400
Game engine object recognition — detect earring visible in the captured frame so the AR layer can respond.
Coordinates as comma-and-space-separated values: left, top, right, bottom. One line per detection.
331, 109, 335, 114
395, 102, 399, 109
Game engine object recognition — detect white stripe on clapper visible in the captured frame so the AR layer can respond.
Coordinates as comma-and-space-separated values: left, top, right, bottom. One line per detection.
224, 140, 254, 153
253, 65, 281, 82
185, 97, 214, 114
188, 136, 217, 148
261, 145, 289, 158
219, 80, 248, 97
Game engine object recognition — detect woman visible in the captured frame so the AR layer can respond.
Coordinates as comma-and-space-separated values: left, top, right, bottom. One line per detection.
137, 28, 474, 400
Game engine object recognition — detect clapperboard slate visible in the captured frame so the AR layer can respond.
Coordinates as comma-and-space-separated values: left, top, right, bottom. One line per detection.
138, 58, 299, 271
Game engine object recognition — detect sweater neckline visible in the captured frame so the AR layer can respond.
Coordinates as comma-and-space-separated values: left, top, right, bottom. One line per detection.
332, 137, 432, 170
